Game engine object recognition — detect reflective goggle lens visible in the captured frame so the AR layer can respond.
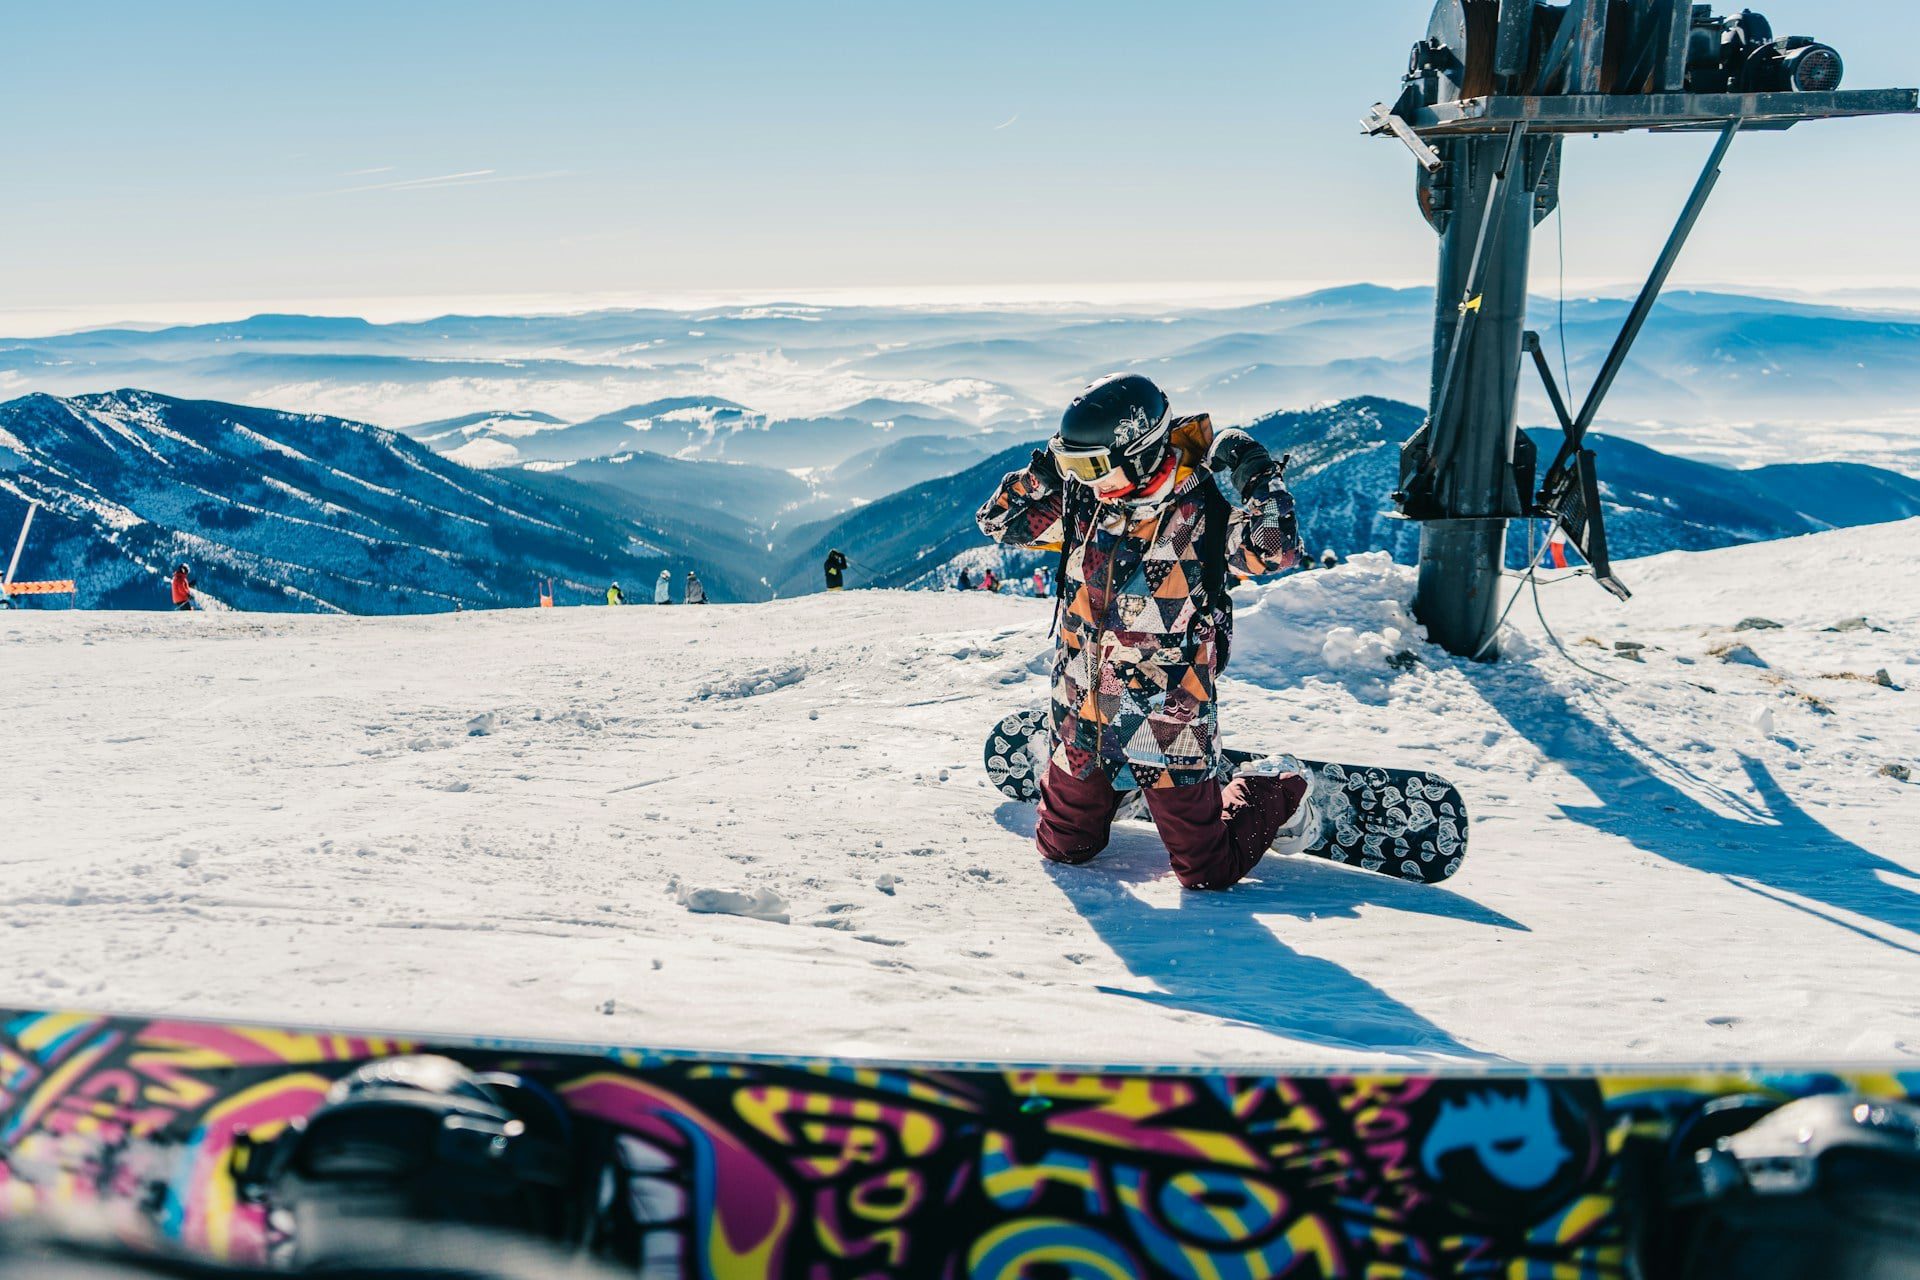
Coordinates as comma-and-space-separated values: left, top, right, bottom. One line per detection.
1050, 441, 1113, 483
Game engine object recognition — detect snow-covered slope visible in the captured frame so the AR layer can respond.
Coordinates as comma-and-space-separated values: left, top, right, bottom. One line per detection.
1, 523, 1915, 1066
0, 390, 769, 609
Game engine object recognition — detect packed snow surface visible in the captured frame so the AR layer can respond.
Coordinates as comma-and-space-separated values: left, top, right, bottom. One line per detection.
3, 522, 1918, 1066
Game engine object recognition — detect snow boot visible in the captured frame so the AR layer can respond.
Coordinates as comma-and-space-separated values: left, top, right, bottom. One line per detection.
1237, 754, 1320, 856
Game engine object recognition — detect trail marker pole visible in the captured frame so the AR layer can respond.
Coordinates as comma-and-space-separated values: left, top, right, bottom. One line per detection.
3, 502, 38, 607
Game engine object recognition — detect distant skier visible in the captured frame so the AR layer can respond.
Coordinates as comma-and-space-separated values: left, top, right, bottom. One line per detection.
977, 373, 1309, 891
685, 571, 707, 605
606, 581, 625, 606
1032, 567, 1048, 597
957, 568, 973, 592
982, 569, 998, 593
824, 549, 849, 592
1321, 548, 1338, 571
170, 564, 195, 611
654, 569, 672, 605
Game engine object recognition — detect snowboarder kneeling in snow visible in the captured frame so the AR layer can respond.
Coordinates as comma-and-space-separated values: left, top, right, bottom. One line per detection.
977, 373, 1310, 891
606, 581, 626, 606
685, 570, 707, 605
654, 569, 672, 605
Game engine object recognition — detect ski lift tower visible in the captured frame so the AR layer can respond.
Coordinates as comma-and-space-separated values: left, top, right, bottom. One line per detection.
1365, 1, 1917, 659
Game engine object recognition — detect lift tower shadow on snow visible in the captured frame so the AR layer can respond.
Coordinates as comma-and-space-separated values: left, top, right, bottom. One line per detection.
1365, 1, 1917, 659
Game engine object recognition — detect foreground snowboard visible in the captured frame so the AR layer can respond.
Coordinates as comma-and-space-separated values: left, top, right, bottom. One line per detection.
985, 707, 1467, 883
3, 1007, 1917, 1278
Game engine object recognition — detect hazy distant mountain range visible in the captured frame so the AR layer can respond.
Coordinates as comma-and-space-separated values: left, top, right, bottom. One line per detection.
4, 286, 1917, 611
5, 389, 1916, 613
6, 287, 1919, 475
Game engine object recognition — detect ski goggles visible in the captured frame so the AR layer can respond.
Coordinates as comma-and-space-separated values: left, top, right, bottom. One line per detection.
1049, 422, 1172, 488
1048, 439, 1119, 484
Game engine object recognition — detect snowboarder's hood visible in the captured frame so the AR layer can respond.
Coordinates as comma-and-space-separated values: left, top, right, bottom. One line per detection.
1167, 413, 1221, 472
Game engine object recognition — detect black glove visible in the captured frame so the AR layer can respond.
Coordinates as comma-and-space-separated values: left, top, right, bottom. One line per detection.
1028, 447, 1064, 494
1210, 430, 1278, 499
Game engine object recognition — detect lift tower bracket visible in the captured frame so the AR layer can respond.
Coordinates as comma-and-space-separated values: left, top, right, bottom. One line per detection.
1364, 0, 1917, 659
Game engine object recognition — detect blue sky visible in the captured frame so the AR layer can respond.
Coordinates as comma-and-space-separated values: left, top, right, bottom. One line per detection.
4, 1, 1918, 329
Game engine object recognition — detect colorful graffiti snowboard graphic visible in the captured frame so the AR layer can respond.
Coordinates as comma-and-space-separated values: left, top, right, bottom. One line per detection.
4, 1009, 1919, 1276
984, 707, 1469, 884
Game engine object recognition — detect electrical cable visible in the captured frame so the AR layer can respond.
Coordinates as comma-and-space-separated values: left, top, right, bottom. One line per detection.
1531, 563, 1628, 686
1475, 520, 1626, 684
1472, 522, 1555, 661
1464, 176, 1626, 683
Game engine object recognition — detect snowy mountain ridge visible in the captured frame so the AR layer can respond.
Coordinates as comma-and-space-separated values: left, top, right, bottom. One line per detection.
9, 388, 1920, 614
0, 389, 769, 610
803, 398, 1920, 591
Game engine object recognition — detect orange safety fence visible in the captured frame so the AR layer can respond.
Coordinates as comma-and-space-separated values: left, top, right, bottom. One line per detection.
4, 580, 76, 596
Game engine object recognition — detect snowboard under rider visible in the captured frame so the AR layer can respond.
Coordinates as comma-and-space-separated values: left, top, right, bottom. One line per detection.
170, 563, 195, 611
654, 570, 672, 605
685, 571, 707, 605
977, 373, 1311, 891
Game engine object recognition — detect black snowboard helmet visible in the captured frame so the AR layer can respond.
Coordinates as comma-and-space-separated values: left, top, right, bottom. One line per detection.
1053, 373, 1172, 493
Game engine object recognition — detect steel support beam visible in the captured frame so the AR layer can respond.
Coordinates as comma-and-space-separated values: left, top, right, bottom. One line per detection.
1544, 123, 1740, 484
1410, 129, 1539, 660
1404, 88, 1920, 135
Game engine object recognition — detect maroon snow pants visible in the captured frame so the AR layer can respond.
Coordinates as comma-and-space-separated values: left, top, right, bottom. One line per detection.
1035, 752, 1309, 891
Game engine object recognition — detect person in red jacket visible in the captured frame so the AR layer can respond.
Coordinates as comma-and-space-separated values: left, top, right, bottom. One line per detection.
170, 564, 195, 611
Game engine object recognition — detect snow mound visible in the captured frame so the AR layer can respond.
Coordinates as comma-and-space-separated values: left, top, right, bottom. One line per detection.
1230, 553, 1425, 683
674, 883, 790, 925
696, 664, 806, 700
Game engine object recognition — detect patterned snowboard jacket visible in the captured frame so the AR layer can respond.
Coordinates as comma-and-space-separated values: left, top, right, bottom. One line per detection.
976, 415, 1304, 790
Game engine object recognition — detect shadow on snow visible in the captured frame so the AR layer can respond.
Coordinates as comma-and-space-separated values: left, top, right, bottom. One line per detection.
994, 800, 1513, 1062
1474, 661, 1920, 958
